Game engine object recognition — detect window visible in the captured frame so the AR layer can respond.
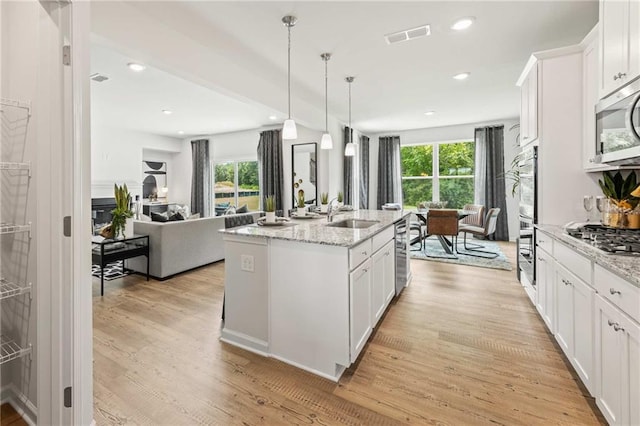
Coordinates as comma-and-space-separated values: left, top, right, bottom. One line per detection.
213, 160, 260, 210
401, 141, 474, 209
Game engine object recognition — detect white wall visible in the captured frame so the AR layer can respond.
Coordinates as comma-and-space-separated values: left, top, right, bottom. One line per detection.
367, 118, 521, 241
91, 124, 182, 198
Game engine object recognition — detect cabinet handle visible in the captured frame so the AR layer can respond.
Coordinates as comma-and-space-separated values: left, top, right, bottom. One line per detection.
362, 268, 369, 273
613, 72, 627, 80
385, 251, 390, 256
562, 278, 571, 286
537, 257, 544, 262
609, 288, 621, 295
538, 239, 545, 243
614, 324, 625, 332
361, 251, 367, 255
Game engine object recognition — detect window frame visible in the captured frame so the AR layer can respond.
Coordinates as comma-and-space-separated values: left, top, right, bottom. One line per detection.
401, 139, 475, 207
212, 157, 260, 209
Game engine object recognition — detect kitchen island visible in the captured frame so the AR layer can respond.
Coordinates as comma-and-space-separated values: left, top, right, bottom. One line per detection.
220, 209, 410, 381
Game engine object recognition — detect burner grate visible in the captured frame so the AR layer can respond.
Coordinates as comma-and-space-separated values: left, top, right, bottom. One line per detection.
566, 224, 640, 255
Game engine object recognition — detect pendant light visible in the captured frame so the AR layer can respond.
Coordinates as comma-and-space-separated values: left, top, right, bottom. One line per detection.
320, 53, 333, 149
344, 76, 356, 156
282, 15, 298, 139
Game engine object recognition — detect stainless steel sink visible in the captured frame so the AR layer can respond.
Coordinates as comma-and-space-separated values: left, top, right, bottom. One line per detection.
326, 219, 379, 229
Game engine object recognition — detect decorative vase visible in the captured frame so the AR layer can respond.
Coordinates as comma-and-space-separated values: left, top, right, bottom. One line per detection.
627, 213, 640, 229
297, 207, 306, 217
124, 217, 134, 238
320, 203, 328, 213
338, 201, 344, 208
265, 211, 276, 223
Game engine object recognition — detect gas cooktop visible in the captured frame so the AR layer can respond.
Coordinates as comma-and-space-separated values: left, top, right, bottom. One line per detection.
566, 224, 640, 255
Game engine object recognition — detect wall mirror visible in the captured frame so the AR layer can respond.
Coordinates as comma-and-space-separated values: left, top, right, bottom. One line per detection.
292, 143, 317, 207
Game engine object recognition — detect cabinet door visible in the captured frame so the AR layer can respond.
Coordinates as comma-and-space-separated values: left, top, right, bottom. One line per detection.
371, 249, 386, 325
600, 0, 630, 96
520, 74, 530, 145
536, 249, 554, 331
350, 258, 372, 363
583, 29, 599, 169
383, 240, 395, 305
620, 312, 640, 426
571, 276, 595, 395
595, 295, 624, 425
555, 266, 574, 356
527, 63, 538, 142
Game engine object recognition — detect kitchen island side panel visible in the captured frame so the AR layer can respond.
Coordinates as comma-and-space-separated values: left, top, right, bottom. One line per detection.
269, 239, 350, 379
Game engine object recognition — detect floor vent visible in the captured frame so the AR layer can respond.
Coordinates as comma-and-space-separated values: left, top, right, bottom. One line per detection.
385, 24, 430, 45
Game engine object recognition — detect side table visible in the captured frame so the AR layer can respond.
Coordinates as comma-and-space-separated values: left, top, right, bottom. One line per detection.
91, 234, 149, 296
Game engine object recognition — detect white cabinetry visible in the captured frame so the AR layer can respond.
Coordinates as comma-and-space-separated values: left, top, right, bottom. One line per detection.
594, 264, 640, 426
350, 258, 372, 363
371, 239, 395, 324
518, 62, 538, 146
599, 0, 640, 97
535, 246, 555, 331
582, 25, 600, 170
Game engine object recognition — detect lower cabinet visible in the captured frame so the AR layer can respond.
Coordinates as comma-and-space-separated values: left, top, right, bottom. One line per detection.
554, 263, 595, 394
536, 247, 555, 331
350, 258, 372, 363
371, 240, 395, 324
595, 295, 640, 426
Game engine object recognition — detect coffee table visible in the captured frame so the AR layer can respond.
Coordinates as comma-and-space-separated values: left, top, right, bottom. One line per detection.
91, 234, 149, 296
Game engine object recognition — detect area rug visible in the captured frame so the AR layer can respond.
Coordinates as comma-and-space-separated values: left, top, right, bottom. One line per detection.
410, 238, 513, 271
91, 261, 131, 280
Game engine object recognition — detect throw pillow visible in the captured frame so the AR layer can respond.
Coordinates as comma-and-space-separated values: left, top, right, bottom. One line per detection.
150, 211, 169, 222
187, 213, 201, 220
224, 206, 237, 215
236, 204, 249, 214
168, 212, 185, 221
139, 214, 152, 222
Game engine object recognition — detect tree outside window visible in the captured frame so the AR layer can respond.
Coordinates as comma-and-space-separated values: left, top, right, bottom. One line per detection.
401, 141, 474, 209
213, 160, 260, 210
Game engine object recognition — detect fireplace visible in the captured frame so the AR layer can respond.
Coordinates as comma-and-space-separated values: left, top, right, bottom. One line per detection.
91, 198, 116, 234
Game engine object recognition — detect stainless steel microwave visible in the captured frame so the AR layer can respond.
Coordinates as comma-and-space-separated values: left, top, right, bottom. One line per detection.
595, 78, 640, 165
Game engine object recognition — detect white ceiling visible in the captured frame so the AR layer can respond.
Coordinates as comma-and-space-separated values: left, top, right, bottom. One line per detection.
90, 1, 598, 137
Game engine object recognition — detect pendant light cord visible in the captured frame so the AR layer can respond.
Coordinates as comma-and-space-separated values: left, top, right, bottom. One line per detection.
325, 59, 328, 132
287, 25, 292, 120
348, 81, 352, 144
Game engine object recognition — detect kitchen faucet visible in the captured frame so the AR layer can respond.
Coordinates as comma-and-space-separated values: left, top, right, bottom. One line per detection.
326, 197, 339, 222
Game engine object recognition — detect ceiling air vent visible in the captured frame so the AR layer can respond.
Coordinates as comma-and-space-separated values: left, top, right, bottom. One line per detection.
385, 24, 431, 45
90, 73, 109, 83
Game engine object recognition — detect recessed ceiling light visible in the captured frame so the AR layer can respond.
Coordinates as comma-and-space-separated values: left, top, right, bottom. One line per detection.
453, 72, 470, 80
451, 17, 475, 31
269, 115, 277, 120
162, 110, 173, 115
127, 62, 146, 72
424, 111, 435, 116
178, 131, 184, 135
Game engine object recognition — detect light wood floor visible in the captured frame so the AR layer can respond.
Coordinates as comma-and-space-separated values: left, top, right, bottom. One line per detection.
0, 404, 27, 426
93, 243, 606, 425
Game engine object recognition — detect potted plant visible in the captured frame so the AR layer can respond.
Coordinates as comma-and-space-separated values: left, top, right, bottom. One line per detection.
320, 192, 329, 213
297, 189, 306, 217
598, 171, 639, 228
337, 191, 344, 208
111, 183, 133, 238
265, 195, 276, 223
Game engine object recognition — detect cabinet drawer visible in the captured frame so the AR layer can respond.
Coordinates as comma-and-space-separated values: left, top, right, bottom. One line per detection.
536, 231, 553, 255
372, 226, 394, 253
350, 239, 372, 270
595, 264, 640, 323
555, 242, 592, 286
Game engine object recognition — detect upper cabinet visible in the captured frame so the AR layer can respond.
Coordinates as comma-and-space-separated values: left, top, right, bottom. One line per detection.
599, 0, 640, 98
583, 25, 600, 170
518, 60, 539, 146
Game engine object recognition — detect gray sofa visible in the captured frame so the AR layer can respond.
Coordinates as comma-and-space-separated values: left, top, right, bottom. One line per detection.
128, 212, 261, 279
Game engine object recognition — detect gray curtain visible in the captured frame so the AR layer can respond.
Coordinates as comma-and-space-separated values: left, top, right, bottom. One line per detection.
343, 126, 354, 206
359, 135, 370, 209
377, 136, 402, 209
257, 130, 284, 211
191, 139, 212, 217
474, 125, 509, 241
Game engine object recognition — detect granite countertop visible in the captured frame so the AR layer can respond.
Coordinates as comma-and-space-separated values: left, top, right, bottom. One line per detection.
220, 209, 410, 248
536, 224, 640, 288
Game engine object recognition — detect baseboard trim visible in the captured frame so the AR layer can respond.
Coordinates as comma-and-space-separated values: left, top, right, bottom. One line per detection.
269, 354, 342, 382
220, 328, 269, 356
1, 384, 37, 426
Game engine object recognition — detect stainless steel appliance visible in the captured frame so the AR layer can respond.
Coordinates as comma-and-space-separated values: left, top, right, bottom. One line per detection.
517, 145, 538, 285
395, 216, 409, 295
566, 224, 640, 255
595, 78, 640, 165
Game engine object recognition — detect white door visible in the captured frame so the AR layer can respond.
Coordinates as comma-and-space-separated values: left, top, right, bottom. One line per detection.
600, 0, 629, 96
383, 240, 395, 305
527, 63, 538, 142
349, 259, 372, 363
535, 249, 554, 331
620, 312, 640, 426
571, 277, 595, 395
371, 249, 385, 324
555, 266, 574, 356
595, 295, 624, 425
